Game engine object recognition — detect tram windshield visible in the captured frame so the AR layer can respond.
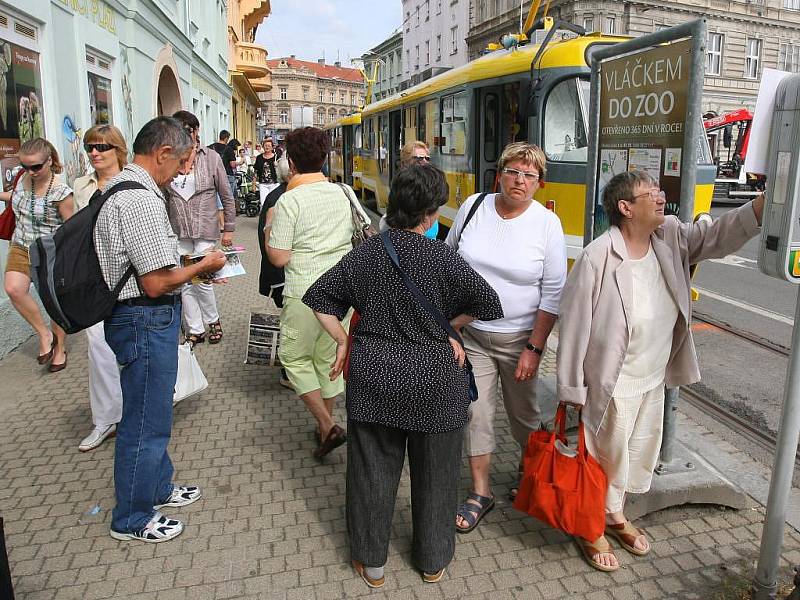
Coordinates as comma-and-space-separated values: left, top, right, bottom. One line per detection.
544, 78, 590, 163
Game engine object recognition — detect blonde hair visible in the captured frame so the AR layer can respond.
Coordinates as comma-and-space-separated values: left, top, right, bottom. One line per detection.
84, 125, 129, 170
400, 140, 429, 168
497, 142, 546, 183
19, 138, 63, 174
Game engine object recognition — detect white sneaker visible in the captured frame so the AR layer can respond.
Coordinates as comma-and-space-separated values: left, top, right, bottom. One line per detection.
154, 485, 202, 509
109, 512, 183, 543
78, 424, 116, 452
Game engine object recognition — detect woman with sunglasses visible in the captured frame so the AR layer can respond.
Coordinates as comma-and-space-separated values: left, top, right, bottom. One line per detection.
400, 140, 431, 167
167, 110, 235, 346
71, 125, 128, 451
1, 138, 74, 371
557, 171, 764, 571
444, 142, 566, 534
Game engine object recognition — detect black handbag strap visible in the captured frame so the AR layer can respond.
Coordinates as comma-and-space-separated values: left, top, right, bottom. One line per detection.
454, 192, 487, 248
380, 231, 463, 346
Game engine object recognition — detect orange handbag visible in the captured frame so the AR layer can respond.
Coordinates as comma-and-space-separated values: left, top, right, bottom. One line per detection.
513, 404, 608, 542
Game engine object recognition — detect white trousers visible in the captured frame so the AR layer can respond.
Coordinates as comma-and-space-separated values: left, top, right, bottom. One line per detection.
178, 238, 220, 335
86, 322, 123, 427
583, 384, 665, 514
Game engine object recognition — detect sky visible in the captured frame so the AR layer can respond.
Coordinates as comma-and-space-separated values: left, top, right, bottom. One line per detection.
254, 1, 402, 66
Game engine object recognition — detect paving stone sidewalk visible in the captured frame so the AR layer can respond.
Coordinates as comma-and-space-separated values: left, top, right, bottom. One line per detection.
1, 216, 799, 600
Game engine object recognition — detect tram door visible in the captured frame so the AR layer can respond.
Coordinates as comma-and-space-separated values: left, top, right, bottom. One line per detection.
476, 86, 504, 193
389, 110, 403, 181
343, 126, 354, 186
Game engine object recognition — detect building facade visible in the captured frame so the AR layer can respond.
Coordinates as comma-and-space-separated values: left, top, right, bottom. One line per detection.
468, 0, 800, 117
259, 57, 364, 141
227, 0, 271, 146
0, 0, 233, 358
360, 29, 403, 102
401, 0, 470, 88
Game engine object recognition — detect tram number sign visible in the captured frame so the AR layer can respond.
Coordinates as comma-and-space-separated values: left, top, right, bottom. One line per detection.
594, 38, 692, 238
758, 73, 800, 284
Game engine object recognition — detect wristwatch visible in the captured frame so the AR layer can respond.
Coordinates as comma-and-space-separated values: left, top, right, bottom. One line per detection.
525, 342, 544, 355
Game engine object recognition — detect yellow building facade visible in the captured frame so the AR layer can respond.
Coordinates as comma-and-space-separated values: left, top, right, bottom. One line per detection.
228, 0, 271, 144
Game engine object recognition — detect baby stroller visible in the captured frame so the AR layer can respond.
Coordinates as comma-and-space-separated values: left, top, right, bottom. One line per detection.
236, 167, 260, 217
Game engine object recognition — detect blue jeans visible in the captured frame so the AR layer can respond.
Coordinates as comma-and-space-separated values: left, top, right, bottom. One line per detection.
104, 299, 181, 533
227, 174, 238, 198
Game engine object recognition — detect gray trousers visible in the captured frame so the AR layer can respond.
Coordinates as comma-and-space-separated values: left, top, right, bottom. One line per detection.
346, 419, 464, 573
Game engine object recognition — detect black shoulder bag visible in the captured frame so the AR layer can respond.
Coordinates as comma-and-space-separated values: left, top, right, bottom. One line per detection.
380, 231, 479, 402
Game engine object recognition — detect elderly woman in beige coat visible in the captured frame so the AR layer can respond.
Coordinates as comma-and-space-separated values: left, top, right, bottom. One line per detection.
557, 170, 764, 572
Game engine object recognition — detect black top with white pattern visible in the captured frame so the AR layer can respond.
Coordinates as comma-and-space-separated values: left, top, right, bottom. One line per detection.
303, 229, 503, 433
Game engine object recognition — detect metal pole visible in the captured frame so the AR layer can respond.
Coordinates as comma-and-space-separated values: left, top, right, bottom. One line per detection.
752, 287, 800, 599
583, 53, 602, 245
659, 19, 706, 470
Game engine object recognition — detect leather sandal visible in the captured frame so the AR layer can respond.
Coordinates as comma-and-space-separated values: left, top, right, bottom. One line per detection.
208, 321, 223, 344
577, 535, 620, 572
508, 461, 524, 503
605, 520, 651, 556
456, 492, 494, 534
313, 425, 347, 459
185, 333, 205, 347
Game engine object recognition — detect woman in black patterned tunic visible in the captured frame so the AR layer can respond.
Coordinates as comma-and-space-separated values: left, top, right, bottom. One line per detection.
303, 165, 503, 587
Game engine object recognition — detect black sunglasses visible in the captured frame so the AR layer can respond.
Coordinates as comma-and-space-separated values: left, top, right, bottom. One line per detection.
20, 160, 47, 172
414, 155, 431, 162
84, 143, 116, 153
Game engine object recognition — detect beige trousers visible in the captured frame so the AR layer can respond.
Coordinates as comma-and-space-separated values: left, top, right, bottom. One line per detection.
462, 326, 542, 456
584, 384, 665, 514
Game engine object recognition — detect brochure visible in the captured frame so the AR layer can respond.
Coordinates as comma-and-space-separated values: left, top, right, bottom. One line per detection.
183, 246, 246, 283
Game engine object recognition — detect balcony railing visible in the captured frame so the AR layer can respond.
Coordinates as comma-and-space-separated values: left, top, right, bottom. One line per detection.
236, 41, 269, 79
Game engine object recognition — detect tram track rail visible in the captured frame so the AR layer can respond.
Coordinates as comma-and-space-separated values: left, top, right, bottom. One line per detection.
693, 310, 790, 357
680, 384, 800, 470
684, 310, 797, 467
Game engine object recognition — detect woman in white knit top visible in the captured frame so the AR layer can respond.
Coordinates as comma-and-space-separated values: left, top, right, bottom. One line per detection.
557, 170, 764, 572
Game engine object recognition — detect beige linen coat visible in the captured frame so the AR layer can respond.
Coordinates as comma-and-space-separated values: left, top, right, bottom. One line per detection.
557, 202, 760, 434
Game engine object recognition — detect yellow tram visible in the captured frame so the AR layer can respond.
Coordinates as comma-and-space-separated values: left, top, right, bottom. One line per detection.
326, 22, 715, 259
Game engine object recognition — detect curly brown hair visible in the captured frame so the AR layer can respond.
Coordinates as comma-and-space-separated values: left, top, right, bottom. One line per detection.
285, 127, 330, 173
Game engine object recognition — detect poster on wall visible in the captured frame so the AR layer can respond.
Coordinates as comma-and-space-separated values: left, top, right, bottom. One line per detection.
88, 72, 112, 126
0, 39, 45, 190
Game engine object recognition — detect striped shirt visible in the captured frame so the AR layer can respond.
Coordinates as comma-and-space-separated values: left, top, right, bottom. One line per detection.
10, 176, 71, 248
94, 164, 180, 300
269, 180, 355, 299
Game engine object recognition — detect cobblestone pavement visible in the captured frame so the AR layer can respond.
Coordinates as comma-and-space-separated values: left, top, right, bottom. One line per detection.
1, 216, 799, 600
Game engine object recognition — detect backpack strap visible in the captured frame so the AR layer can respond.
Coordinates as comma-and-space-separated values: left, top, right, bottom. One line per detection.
454, 193, 488, 249
95, 181, 148, 297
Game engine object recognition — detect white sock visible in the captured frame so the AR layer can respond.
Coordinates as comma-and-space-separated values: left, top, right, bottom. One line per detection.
365, 565, 384, 580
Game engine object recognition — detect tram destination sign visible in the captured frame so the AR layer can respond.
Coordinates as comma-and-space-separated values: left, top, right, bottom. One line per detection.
594, 38, 691, 237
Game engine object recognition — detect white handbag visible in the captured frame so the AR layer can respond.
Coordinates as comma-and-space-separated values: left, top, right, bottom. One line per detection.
173, 343, 209, 405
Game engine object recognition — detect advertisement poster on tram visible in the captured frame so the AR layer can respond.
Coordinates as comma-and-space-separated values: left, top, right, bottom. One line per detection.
88, 72, 113, 126
0, 39, 45, 190
594, 38, 691, 237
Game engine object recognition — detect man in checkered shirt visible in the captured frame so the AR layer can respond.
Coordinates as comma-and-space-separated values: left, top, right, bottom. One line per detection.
94, 117, 226, 543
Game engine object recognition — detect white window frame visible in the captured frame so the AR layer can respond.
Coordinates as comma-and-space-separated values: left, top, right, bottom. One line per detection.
707, 32, 724, 76
86, 48, 115, 126
604, 16, 615, 34
302, 86, 309, 100
425, 40, 430, 65
437, 35, 442, 61
279, 109, 288, 124
319, 89, 324, 102
451, 26, 458, 54
745, 37, 762, 79
329, 90, 335, 103
583, 16, 594, 33
786, 0, 800, 9
279, 86, 288, 100
779, 41, 800, 72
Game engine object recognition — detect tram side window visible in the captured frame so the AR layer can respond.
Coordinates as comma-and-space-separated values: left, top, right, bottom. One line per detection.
354, 124, 363, 149
378, 114, 389, 173
364, 118, 375, 156
440, 91, 467, 155
543, 78, 590, 162
404, 106, 418, 145
422, 100, 437, 151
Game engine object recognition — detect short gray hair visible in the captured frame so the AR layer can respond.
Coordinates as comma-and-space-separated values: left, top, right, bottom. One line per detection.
276, 157, 290, 183
602, 170, 657, 227
132, 116, 193, 157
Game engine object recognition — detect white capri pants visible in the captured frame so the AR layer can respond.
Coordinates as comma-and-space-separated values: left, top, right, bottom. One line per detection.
583, 384, 665, 514
86, 322, 123, 427
178, 238, 220, 336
